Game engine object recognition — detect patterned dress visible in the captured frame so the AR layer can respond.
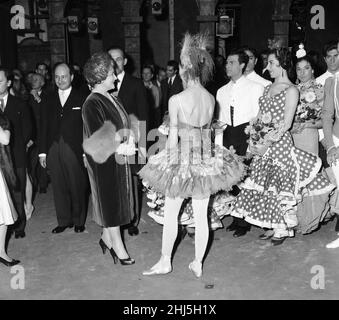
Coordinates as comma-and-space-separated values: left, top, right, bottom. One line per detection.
232, 86, 334, 234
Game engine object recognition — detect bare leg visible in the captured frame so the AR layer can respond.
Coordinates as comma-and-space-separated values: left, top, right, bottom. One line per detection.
0, 225, 12, 261
189, 198, 209, 277
143, 196, 183, 275
25, 171, 34, 220
107, 226, 130, 259
101, 227, 112, 249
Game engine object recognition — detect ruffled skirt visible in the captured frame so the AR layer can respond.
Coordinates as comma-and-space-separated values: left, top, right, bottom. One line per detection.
139, 145, 246, 199
232, 135, 334, 231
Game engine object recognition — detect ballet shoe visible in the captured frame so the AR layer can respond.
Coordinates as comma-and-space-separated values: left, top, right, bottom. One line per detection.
188, 261, 202, 278
142, 265, 172, 276
326, 237, 339, 249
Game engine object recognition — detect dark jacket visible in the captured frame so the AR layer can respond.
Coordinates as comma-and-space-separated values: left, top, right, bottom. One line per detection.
39, 87, 88, 163
2, 94, 32, 169
118, 73, 149, 128
28, 89, 48, 144
160, 75, 183, 118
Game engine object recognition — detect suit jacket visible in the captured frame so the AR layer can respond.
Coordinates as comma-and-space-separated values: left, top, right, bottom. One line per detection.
160, 75, 183, 118
118, 73, 149, 128
39, 87, 88, 163
2, 94, 32, 169
28, 89, 48, 144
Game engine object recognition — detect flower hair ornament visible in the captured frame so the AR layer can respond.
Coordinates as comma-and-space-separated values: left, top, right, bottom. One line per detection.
296, 43, 307, 58
180, 32, 214, 85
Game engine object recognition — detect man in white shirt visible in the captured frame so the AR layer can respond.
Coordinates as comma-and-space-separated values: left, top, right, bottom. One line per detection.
316, 41, 339, 167
242, 46, 271, 87
316, 40, 339, 86
216, 49, 264, 237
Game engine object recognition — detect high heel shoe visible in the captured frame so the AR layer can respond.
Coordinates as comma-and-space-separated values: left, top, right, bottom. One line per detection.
109, 248, 135, 265
189, 261, 202, 278
99, 238, 109, 254
0, 257, 20, 267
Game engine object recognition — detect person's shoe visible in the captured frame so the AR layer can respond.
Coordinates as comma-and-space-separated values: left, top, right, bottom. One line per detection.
226, 222, 237, 232
259, 230, 274, 240
109, 248, 135, 265
142, 264, 172, 275
128, 226, 139, 236
99, 239, 109, 254
188, 260, 202, 278
74, 226, 85, 233
326, 237, 339, 249
233, 227, 249, 238
0, 257, 20, 267
52, 225, 73, 234
271, 236, 287, 246
14, 231, 25, 239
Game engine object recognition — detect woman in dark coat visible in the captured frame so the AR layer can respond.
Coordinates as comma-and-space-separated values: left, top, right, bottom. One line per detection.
82, 52, 135, 265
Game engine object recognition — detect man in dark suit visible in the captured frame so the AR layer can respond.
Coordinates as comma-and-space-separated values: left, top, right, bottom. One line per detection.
0, 67, 32, 238
108, 47, 149, 236
39, 63, 88, 234
160, 60, 183, 119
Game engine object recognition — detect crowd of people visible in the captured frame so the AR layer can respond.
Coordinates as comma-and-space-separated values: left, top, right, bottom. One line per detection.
0, 34, 339, 279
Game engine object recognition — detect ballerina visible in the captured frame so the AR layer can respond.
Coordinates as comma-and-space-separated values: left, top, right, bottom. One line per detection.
139, 33, 246, 277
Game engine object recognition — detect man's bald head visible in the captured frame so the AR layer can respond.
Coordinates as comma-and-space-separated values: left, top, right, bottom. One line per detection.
54, 62, 74, 90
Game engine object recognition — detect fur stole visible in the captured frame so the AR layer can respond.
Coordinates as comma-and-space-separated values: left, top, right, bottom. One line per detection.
83, 121, 121, 164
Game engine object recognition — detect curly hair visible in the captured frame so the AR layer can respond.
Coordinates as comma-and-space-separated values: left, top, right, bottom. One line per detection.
83, 52, 115, 89
295, 54, 315, 71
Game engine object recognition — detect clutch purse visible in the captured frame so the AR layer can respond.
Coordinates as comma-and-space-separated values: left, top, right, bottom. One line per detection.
83, 121, 121, 164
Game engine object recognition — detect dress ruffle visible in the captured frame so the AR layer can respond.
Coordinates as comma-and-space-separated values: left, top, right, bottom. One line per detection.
139, 145, 246, 199
232, 134, 333, 230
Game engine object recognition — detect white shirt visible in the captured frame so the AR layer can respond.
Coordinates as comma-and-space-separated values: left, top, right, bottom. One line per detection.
246, 71, 271, 87
117, 71, 125, 92
316, 70, 335, 86
58, 86, 72, 107
0, 93, 9, 111
168, 74, 177, 86
216, 76, 264, 127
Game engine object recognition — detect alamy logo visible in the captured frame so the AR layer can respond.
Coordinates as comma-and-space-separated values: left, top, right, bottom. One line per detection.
310, 265, 325, 290
10, 5, 25, 30
10, 265, 25, 290
310, 5, 325, 30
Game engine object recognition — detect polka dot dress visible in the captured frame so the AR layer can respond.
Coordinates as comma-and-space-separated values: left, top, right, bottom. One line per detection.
232, 86, 334, 230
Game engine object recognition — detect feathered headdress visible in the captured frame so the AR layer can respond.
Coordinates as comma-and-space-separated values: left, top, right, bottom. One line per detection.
180, 32, 214, 85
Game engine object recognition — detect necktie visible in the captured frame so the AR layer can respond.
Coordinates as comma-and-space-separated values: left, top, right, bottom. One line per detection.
0, 98, 4, 112
168, 78, 172, 91
230, 106, 234, 127
113, 78, 120, 92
